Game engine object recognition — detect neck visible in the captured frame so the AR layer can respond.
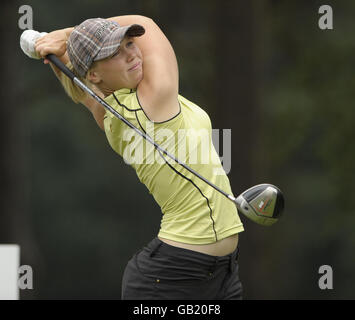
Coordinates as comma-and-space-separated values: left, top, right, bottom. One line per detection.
96, 82, 115, 98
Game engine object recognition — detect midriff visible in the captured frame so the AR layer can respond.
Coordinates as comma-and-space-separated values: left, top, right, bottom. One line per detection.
158, 233, 239, 257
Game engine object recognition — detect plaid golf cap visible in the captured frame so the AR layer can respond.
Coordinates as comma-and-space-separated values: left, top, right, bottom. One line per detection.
67, 18, 145, 77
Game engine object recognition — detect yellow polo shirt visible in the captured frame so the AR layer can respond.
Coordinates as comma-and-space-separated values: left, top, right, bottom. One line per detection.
103, 88, 244, 244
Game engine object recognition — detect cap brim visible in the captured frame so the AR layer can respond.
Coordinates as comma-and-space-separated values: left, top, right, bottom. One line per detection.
94, 24, 145, 61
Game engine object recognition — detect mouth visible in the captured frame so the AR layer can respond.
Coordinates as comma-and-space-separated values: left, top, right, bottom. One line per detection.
128, 61, 141, 71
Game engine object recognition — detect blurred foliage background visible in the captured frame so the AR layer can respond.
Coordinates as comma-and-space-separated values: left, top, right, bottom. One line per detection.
1, 0, 354, 299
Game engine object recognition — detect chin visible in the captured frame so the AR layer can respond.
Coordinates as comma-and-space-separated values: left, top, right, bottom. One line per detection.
134, 76, 144, 89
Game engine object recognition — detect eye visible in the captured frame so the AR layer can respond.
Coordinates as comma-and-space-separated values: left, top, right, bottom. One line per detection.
126, 40, 134, 47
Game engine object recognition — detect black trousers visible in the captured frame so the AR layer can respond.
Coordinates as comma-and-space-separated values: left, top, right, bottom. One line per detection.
121, 237, 243, 300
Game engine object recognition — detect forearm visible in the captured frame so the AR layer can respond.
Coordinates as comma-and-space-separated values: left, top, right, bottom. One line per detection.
62, 27, 74, 39
53, 16, 146, 43
107, 15, 150, 25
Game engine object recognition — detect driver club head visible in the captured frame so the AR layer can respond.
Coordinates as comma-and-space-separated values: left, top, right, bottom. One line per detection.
234, 184, 285, 226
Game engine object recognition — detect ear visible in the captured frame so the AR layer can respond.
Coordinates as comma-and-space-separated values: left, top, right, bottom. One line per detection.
87, 69, 102, 84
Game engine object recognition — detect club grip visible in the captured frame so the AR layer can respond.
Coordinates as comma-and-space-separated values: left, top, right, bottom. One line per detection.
46, 54, 76, 80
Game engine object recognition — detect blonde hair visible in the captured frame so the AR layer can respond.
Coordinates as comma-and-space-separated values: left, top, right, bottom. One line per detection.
54, 61, 94, 104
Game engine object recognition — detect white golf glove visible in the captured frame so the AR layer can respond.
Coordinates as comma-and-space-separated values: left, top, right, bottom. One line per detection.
20, 29, 48, 59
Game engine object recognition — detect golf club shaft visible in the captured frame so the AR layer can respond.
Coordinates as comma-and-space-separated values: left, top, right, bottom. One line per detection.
46, 54, 236, 202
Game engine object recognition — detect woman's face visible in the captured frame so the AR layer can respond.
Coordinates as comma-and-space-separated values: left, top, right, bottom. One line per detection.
88, 37, 143, 95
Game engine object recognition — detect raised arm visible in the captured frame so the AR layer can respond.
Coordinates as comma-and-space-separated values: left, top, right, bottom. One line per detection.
35, 15, 179, 127
108, 16, 180, 121
35, 27, 107, 130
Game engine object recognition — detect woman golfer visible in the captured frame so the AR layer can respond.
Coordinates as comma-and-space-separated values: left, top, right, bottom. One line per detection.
35, 15, 244, 300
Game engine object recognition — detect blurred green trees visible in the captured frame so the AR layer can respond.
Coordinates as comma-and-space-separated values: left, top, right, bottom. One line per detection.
0, 0, 354, 299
